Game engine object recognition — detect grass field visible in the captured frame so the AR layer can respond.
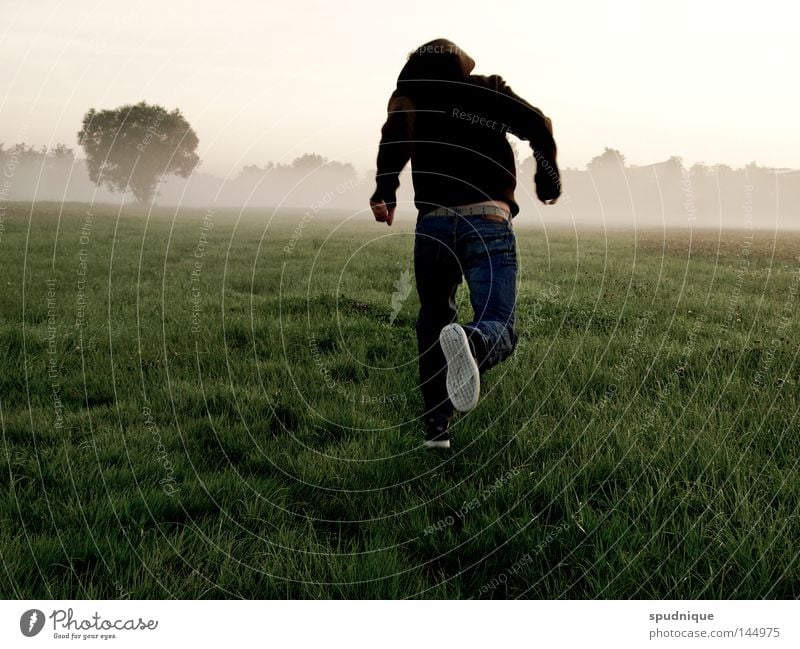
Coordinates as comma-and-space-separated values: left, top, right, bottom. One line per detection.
1, 201, 799, 599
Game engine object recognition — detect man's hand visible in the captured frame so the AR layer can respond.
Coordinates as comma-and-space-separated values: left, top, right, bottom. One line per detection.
370, 200, 396, 226
535, 170, 561, 205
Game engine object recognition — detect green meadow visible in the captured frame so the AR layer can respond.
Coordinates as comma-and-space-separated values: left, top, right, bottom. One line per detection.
1, 202, 798, 598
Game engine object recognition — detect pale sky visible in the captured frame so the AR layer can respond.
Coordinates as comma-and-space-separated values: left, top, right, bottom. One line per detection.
2, 0, 799, 176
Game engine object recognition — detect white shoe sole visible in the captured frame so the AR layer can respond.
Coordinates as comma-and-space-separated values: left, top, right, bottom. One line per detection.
423, 439, 451, 449
439, 324, 480, 412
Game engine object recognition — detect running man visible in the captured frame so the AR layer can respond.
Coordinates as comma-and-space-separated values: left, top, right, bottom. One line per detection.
370, 38, 560, 448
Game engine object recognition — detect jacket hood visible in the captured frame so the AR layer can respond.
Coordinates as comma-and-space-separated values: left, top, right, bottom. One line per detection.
396, 39, 475, 100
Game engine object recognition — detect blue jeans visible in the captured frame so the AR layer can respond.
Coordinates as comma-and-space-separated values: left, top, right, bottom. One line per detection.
413, 211, 518, 420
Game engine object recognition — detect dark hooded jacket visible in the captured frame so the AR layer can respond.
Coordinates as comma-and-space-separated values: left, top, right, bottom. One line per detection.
371, 39, 560, 218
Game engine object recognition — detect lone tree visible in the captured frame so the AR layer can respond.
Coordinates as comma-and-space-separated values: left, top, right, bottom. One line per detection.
78, 101, 199, 203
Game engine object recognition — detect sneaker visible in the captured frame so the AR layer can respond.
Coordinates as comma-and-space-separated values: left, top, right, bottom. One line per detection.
423, 416, 452, 449
439, 323, 481, 412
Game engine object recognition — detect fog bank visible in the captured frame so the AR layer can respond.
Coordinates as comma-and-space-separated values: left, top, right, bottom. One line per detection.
1, 145, 796, 229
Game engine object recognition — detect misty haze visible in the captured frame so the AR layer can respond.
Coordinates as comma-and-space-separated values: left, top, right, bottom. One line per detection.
1, 143, 796, 230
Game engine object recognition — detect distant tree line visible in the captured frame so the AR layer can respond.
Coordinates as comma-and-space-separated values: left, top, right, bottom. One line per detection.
1, 136, 797, 227
512, 147, 798, 228
0, 142, 105, 202
0, 143, 363, 209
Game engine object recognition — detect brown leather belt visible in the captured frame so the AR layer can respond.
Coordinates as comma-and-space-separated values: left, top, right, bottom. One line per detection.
421, 205, 511, 222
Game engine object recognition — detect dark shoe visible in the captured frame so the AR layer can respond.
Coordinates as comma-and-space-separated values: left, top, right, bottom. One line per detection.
423, 415, 452, 449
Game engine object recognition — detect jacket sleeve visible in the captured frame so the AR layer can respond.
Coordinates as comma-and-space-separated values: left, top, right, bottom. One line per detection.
489, 75, 556, 161
488, 75, 560, 199
371, 92, 415, 207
